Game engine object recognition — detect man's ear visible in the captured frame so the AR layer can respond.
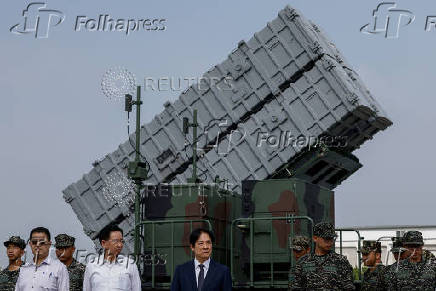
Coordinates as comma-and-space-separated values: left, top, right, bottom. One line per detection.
190, 244, 195, 252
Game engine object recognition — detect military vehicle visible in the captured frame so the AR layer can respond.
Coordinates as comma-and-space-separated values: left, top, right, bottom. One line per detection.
63, 5, 391, 289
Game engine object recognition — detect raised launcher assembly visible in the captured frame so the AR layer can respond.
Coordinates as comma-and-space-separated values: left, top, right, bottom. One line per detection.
63, 5, 392, 251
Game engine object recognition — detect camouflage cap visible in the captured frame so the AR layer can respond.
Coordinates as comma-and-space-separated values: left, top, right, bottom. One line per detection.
54, 234, 75, 248
313, 222, 337, 239
3, 236, 26, 250
291, 235, 311, 251
402, 231, 424, 246
391, 237, 406, 253
361, 240, 381, 255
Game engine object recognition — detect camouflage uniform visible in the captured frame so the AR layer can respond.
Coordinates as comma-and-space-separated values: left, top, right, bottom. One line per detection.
378, 231, 436, 290
377, 238, 404, 290
0, 236, 26, 291
423, 249, 436, 263
290, 222, 355, 290
361, 264, 384, 291
0, 268, 21, 291
288, 236, 311, 291
55, 234, 86, 291
360, 240, 385, 291
67, 259, 86, 291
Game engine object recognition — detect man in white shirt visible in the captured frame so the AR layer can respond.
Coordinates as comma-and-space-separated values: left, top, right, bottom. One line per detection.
15, 227, 69, 291
83, 224, 141, 291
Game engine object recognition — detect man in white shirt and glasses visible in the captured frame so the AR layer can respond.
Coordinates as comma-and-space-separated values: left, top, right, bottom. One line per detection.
15, 227, 69, 291
83, 224, 141, 291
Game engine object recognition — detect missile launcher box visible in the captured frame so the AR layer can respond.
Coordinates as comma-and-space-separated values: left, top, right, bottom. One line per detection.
63, 5, 391, 251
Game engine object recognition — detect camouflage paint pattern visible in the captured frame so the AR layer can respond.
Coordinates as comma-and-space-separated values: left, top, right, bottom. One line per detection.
140, 183, 241, 288
138, 178, 334, 289
233, 178, 334, 286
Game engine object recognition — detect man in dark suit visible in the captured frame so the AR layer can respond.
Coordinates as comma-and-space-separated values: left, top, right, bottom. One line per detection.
171, 228, 232, 291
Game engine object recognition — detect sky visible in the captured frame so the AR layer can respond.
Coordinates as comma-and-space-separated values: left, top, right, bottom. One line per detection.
1, 0, 435, 267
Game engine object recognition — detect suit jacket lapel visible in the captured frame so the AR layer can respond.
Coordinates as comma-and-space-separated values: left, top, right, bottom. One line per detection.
190, 260, 197, 290
201, 259, 215, 290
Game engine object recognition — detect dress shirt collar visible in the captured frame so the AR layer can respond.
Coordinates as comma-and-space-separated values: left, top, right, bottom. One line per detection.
28, 255, 52, 266
194, 257, 210, 270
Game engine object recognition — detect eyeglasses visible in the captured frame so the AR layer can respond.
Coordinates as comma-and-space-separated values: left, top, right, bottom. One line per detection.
30, 240, 49, 246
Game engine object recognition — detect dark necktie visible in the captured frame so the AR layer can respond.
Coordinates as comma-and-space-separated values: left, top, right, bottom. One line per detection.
198, 264, 205, 291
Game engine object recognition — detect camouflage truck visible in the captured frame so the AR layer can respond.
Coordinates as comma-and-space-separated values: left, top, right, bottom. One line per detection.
136, 177, 334, 289
139, 182, 241, 289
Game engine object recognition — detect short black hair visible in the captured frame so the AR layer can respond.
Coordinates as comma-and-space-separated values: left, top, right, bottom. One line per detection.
30, 227, 51, 241
189, 228, 215, 246
98, 224, 123, 243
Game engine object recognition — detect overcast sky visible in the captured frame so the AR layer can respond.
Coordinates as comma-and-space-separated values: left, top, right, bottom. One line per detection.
1, 0, 435, 267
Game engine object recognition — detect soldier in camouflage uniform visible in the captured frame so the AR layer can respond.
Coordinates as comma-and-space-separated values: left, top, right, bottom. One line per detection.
376, 237, 406, 290
360, 240, 384, 290
290, 222, 355, 290
422, 249, 436, 263
288, 236, 311, 291
55, 234, 85, 291
0, 236, 25, 291
390, 237, 406, 262
378, 231, 436, 290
